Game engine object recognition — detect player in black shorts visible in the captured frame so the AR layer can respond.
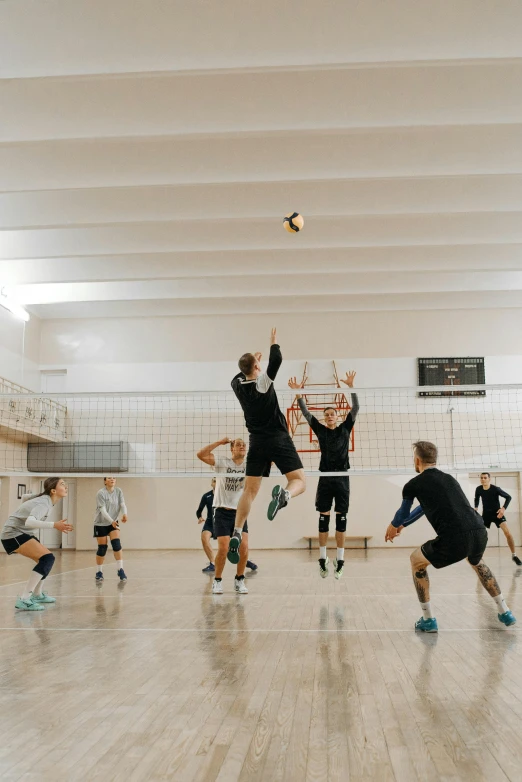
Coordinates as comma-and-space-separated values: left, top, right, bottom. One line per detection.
385, 440, 516, 632
474, 472, 522, 566
228, 327, 306, 563
288, 372, 359, 580
196, 478, 217, 573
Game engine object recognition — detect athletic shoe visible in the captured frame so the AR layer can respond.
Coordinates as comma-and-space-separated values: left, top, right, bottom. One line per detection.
498, 610, 517, 627
117, 568, 127, 582
318, 557, 329, 578
246, 560, 258, 571
95, 571, 104, 582
227, 532, 242, 564
267, 485, 289, 520
212, 579, 223, 594
333, 559, 344, 580
513, 555, 522, 566
202, 563, 215, 573
15, 597, 44, 611
414, 617, 438, 633
234, 577, 249, 594
32, 592, 56, 604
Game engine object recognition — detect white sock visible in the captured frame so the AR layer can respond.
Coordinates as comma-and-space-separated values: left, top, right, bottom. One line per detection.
33, 580, 44, 596
21, 571, 44, 601
336, 548, 344, 562
117, 560, 123, 570
284, 490, 291, 503
494, 593, 508, 613
319, 546, 327, 559
233, 528, 242, 537
97, 563, 103, 572
420, 601, 433, 620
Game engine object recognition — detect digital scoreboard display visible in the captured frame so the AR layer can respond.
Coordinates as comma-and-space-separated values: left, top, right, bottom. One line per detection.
417, 357, 485, 396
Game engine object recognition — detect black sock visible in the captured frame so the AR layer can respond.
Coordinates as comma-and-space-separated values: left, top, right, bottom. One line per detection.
236, 575, 244, 581
215, 577, 222, 582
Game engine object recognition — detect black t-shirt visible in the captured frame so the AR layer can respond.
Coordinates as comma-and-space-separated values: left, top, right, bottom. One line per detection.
308, 415, 355, 472
403, 468, 484, 536
231, 344, 288, 438
474, 485, 511, 518
196, 490, 214, 520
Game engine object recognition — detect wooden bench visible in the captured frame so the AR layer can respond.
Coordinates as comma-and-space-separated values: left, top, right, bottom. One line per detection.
303, 536, 372, 551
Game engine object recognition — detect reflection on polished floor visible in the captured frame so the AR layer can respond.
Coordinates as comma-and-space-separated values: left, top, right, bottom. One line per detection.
0, 548, 520, 781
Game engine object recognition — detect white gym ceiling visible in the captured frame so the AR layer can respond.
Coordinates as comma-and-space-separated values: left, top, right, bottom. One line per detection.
1, 0, 522, 319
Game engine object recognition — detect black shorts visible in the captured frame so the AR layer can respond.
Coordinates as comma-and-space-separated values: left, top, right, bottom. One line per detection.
93, 523, 119, 538
2, 533, 38, 555
246, 433, 303, 477
201, 514, 216, 539
315, 476, 350, 514
213, 508, 249, 538
482, 514, 505, 529
421, 527, 488, 569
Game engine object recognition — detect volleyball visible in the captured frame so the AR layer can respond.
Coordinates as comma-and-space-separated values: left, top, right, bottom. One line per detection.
283, 212, 304, 233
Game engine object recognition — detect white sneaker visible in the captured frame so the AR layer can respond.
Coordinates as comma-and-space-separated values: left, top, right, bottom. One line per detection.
212, 579, 223, 594
234, 577, 248, 594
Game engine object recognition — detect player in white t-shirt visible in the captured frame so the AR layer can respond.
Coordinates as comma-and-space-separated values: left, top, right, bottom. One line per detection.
197, 437, 254, 593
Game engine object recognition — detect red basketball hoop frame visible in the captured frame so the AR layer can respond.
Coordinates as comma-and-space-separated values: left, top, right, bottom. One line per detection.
286, 361, 355, 453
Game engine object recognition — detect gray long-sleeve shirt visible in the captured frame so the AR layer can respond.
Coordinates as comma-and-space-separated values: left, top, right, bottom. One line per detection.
1, 495, 54, 540
94, 487, 127, 527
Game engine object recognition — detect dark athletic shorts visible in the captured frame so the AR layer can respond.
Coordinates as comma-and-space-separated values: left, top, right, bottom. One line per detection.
246, 433, 303, 477
315, 476, 350, 514
482, 514, 505, 530
421, 527, 488, 569
2, 533, 38, 555
213, 507, 249, 538
201, 514, 216, 539
93, 523, 119, 538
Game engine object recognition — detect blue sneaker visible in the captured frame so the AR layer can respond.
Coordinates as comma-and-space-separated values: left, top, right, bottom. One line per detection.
415, 617, 438, 633
227, 532, 241, 565
32, 592, 56, 604
95, 571, 104, 582
498, 610, 516, 627
202, 563, 215, 573
246, 560, 258, 571
117, 568, 127, 582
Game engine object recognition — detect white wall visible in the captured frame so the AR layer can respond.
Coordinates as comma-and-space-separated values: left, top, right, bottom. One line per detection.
40, 309, 522, 392
0, 307, 41, 390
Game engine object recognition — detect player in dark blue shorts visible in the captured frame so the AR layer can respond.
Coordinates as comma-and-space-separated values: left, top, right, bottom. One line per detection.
196, 478, 217, 573
385, 441, 516, 632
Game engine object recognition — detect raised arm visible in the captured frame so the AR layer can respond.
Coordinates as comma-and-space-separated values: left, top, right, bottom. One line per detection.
197, 437, 231, 466
340, 371, 359, 424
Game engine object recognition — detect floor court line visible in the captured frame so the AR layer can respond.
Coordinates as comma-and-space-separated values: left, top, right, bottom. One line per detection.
0, 627, 514, 634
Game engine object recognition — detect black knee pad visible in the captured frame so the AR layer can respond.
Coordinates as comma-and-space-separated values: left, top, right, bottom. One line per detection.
33, 552, 55, 579
335, 513, 347, 533
111, 537, 122, 552
318, 514, 330, 533
97, 544, 108, 558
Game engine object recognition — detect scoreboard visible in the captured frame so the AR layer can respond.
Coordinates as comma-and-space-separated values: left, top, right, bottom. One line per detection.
417, 357, 485, 396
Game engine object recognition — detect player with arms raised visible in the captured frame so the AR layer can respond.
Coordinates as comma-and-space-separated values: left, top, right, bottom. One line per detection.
229, 328, 306, 563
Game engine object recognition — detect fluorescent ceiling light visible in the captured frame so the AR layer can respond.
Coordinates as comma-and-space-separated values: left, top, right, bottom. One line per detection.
0, 288, 30, 322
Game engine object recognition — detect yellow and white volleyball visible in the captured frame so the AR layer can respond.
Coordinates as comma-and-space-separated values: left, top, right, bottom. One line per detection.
283, 212, 304, 233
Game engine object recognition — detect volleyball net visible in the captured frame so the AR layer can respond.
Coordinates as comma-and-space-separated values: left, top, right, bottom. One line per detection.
1, 385, 521, 477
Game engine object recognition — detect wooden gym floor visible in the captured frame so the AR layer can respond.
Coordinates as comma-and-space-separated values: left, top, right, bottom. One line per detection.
0, 547, 521, 782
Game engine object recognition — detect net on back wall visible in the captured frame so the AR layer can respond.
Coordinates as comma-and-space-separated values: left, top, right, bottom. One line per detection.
1, 386, 522, 476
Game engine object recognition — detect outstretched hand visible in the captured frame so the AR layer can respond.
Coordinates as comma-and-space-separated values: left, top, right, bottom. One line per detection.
340, 370, 356, 388
288, 376, 307, 390
385, 523, 402, 543
270, 327, 277, 345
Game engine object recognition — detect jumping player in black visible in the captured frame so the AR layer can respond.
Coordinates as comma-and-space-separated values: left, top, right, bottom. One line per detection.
385, 440, 516, 632
474, 472, 522, 566
228, 327, 306, 563
288, 372, 359, 580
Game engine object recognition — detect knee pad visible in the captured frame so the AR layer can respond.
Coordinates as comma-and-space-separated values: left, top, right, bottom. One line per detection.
335, 513, 347, 533
33, 552, 55, 579
97, 544, 108, 558
318, 514, 330, 534
111, 537, 122, 552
